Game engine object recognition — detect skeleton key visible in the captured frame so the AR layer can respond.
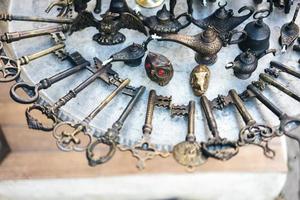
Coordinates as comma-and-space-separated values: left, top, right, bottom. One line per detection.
121, 90, 171, 170
0, 25, 69, 43
0, 13, 73, 24
229, 89, 275, 158
247, 84, 300, 145
257, 73, 300, 102
10, 59, 90, 104
172, 101, 207, 170
0, 43, 65, 83
25, 58, 112, 131
200, 95, 239, 161
53, 79, 130, 152
270, 61, 300, 79
87, 86, 146, 166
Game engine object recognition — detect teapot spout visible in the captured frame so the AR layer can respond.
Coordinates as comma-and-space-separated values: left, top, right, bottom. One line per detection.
257, 48, 276, 60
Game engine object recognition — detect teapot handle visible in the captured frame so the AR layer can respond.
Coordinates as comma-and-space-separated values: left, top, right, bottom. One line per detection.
237, 5, 255, 17
226, 30, 247, 45
253, 9, 271, 20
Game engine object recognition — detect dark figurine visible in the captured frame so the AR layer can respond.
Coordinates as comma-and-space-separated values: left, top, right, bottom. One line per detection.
137, 0, 191, 35
279, 3, 300, 53
145, 52, 174, 86
238, 9, 271, 55
189, 1, 254, 41
226, 49, 276, 79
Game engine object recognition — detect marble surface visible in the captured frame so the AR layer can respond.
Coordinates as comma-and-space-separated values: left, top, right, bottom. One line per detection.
6, 0, 300, 152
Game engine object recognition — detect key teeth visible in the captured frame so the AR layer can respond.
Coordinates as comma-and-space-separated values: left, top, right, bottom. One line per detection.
155, 95, 172, 108
265, 68, 280, 78
171, 104, 189, 117
214, 95, 227, 110
252, 80, 266, 91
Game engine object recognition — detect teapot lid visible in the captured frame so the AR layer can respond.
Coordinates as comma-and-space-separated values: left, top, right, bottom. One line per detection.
214, 2, 233, 20
238, 50, 256, 64
201, 27, 218, 42
156, 5, 171, 22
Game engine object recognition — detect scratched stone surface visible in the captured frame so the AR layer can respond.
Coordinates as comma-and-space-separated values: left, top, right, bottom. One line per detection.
4, 0, 300, 199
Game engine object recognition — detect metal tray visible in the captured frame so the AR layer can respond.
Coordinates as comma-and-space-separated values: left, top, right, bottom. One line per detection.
3, 0, 300, 151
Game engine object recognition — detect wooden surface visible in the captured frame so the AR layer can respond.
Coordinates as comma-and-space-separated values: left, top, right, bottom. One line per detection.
0, 83, 288, 180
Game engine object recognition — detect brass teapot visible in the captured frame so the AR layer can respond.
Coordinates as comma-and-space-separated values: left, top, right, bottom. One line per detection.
147, 26, 246, 65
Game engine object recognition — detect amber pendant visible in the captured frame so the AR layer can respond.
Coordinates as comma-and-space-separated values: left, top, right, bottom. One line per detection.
190, 65, 210, 96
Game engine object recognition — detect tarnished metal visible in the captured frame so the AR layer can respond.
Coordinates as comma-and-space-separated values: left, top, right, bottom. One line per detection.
172, 101, 207, 170
228, 89, 275, 158
10, 57, 90, 104
45, 0, 74, 17
0, 13, 73, 24
0, 43, 65, 83
255, 0, 294, 14
136, 0, 164, 8
52, 79, 130, 152
279, 3, 300, 53
189, 2, 254, 41
86, 86, 145, 166
144, 52, 173, 86
138, 0, 191, 35
225, 49, 276, 79
257, 73, 300, 102
238, 9, 271, 55
246, 84, 300, 145
148, 26, 246, 65
190, 64, 210, 96
0, 25, 69, 43
200, 95, 239, 161
270, 61, 300, 79
120, 90, 171, 170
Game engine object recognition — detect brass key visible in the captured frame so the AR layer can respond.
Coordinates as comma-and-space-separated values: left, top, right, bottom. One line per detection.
229, 89, 275, 158
0, 43, 65, 82
247, 84, 300, 145
0, 25, 69, 43
256, 73, 300, 103
200, 95, 239, 161
87, 86, 145, 166
172, 101, 208, 170
53, 79, 130, 152
120, 90, 171, 170
0, 13, 73, 24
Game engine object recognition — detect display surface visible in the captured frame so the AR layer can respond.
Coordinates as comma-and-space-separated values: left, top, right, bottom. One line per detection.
1, 0, 300, 170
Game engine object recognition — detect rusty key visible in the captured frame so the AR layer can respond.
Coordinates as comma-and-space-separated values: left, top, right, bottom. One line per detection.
229, 89, 275, 158
0, 43, 65, 82
0, 25, 69, 43
10, 57, 90, 104
247, 84, 300, 145
120, 90, 171, 170
256, 73, 300, 102
53, 79, 130, 152
87, 86, 145, 166
200, 95, 239, 161
172, 101, 208, 170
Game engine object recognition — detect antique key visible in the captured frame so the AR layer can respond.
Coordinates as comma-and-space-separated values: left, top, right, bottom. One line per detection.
247, 84, 300, 145
25, 43, 145, 131
10, 59, 90, 104
172, 101, 208, 169
229, 89, 275, 158
0, 43, 65, 83
121, 90, 171, 170
269, 61, 300, 79
25, 58, 111, 131
87, 86, 145, 166
53, 79, 130, 152
200, 95, 239, 161
279, 3, 300, 53
0, 25, 69, 43
0, 13, 73, 24
257, 73, 300, 102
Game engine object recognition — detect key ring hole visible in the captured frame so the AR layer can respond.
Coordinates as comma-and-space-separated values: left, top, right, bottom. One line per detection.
26, 105, 57, 131
10, 82, 39, 104
87, 139, 116, 166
